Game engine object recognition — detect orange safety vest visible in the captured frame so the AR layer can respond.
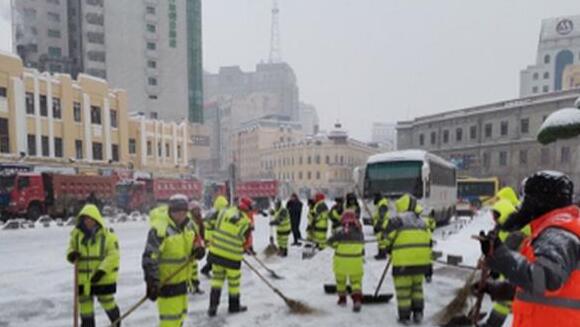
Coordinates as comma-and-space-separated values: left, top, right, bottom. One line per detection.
243, 211, 255, 250
512, 205, 580, 327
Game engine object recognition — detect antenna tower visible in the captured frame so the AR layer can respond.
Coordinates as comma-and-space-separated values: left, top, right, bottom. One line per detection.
269, 0, 282, 63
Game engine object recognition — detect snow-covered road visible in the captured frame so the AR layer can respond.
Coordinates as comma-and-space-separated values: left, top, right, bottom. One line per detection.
0, 211, 494, 327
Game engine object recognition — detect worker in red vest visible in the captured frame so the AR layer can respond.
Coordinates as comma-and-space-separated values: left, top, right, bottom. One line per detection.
477, 171, 580, 327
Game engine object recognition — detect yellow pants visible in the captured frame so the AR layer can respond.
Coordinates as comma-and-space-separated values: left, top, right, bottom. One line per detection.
394, 274, 424, 318
79, 294, 118, 320
335, 273, 362, 295
157, 294, 187, 327
211, 264, 241, 295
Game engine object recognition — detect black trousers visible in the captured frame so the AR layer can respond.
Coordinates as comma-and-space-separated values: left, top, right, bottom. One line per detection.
290, 215, 302, 243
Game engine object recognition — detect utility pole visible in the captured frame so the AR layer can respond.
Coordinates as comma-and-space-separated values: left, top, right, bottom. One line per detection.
269, 0, 282, 63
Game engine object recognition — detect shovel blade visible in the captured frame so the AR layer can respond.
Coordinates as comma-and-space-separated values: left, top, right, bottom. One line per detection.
361, 293, 394, 304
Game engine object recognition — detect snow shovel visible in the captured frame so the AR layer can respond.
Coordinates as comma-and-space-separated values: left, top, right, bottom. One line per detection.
73, 262, 79, 327
249, 254, 283, 279
243, 258, 315, 314
109, 256, 196, 327
363, 256, 394, 304
263, 218, 279, 257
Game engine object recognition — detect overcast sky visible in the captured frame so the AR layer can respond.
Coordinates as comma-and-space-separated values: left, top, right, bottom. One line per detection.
1, 1, 579, 141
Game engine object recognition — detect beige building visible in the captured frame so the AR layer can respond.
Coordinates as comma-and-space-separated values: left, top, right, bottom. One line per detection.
260, 124, 378, 198
563, 64, 580, 90
0, 51, 208, 176
231, 116, 303, 181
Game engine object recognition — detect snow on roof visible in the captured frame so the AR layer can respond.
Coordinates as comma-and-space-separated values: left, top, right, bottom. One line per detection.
367, 149, 455, 169
78, 73, 107, 85
539, 108, 580, 130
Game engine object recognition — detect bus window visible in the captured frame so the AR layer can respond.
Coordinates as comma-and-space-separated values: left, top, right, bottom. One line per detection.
365, 161, 423, 198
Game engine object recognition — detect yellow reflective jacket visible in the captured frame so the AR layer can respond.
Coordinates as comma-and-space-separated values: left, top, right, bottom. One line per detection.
207, 207, 251, 269
67, 204, 120, 296
328, 228, 365, 276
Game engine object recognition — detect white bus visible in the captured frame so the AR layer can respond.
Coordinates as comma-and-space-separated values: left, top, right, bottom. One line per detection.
357, 150, 457, 225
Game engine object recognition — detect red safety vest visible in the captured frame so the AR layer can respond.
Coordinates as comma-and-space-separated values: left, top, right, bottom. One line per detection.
512, 205, 580, 327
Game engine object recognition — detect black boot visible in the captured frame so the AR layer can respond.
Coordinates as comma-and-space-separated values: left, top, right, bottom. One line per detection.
106, 306, 121, 327
228, 295, 248, 314
81, 316, 96, 327
201, 263, 212, 278
483, 309, 508, 327
412, 310, 423, 323
208, 288, 221, 317
374, 249, 387, 260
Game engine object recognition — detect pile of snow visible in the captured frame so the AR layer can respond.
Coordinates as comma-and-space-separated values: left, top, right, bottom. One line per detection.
537, 107, 580, 144
35, 215, 54, 228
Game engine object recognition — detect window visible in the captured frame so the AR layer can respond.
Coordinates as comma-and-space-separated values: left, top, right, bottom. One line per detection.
48, 46, 62, 58
561, 147, 570, 164
542, 85, 549, 93
340, 156, 344, 164
299, 156, 303, 165
541, 148, 550, 165
520, 118, 529, 134
315, 155, 320, 164
157, 142, 162, 157
23, 8, 37, 18
177, 145, 181, 158
86, 32, 104, 44
325, 155, 330, 164
0, 118, 9, 153
500, 121, 508, 136
519, 149, 528, 165
52, 98, 61, 118
419, 134, 424, 146
49, 64, 61, 72
147, 24, 156, 33
54, 137, 63, 157
75, 140, 83, 159
110, 110, 117, 128
470, 126, 477, 140
41, 136, 49, 157
146, 6, 156, 14
316, 172, 321, 180
149, 95, 158, 100
90, 106, 101, 124
456, 128, 463, 142
86, 0, 104, 5
92, 142, 103, 160
532, 86, 538, 94
484, 123, 492, 138
147, 42, 156, 50
112, 144, 119, 162
86, 13, 104, 25
147, 141, 152, 156
483, 152, 490, 168
47, 29, 61, 38
73, 102, 81, 122
40, 95, 47, 116
87, 51, 105, 62
443, 130, 449, 144
499, 151, 508, 166
47, 12, 60, 22
299, 172, 303, 180
147, 60, 157, 69
430, 132, 436, 145
533, 73, 539, 80
165, 143, 170, 158
26, 92, 34, 114
27, 135, 36, 156
544, 54, 550, 64
307, 156, 311, 164
543, 72, 550, 79
148, 77, 157, 86
307, 172, 312, 180
129, 139, 136, 154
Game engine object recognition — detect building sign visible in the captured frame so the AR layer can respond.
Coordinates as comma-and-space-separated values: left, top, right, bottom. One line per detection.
192, 135, 210, 146
556, 19, 574, 35
168, 0, 177, 48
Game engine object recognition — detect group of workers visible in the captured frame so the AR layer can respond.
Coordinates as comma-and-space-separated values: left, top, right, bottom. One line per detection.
65, 169, 580, 327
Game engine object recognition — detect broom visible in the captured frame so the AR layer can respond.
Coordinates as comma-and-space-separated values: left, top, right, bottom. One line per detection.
433, 268, 478, 326
263, 215, 279, 257
243, 258, 315, 314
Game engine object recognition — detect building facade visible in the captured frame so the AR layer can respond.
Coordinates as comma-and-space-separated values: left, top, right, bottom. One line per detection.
299, 102, 319, 136
520, 15, 580, 97
371, 122, 397, 151
260, 124, 378, 198
0, 52, 208, 176
563, 64, 580, 90
231, 117, 303, 181
397, 89, 580, 194
12, 0, 204, 123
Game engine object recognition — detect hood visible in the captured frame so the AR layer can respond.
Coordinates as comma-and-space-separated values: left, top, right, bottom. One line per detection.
213, 195, 229, 211
77, 204, 105, 227
497, 187, 520, 207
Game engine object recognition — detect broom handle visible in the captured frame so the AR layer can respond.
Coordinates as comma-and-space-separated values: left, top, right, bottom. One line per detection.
373, 257, 392, 297
73, 262, 79, 327
250, 254, 277, 276
109, 256, 195, 327
243, 258, 288, 302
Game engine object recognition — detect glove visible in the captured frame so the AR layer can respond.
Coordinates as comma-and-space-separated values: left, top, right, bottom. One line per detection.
67, 251, 81, 263
90, 270, 106, 283
479, 230, 502, 257
471, 279, 516, 301
490, 270, 500, 280
192, 246, 206, 260
146, 278, 159, 302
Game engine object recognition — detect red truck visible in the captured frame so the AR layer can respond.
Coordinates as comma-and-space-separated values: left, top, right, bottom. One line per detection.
236, 179, 280, 210
2, 172, 116, 220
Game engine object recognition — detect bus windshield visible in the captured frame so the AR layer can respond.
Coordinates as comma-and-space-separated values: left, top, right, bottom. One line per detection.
365, 161, 423, 198
0, 176, 15, 193
458, 181, 496, 198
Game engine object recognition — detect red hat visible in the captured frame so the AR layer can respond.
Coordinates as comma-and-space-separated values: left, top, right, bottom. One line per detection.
341, 210, 360, 231
239, 197, 253, 212
314, 192, 325, 203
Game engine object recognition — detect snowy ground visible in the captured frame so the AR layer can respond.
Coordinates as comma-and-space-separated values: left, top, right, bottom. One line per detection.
0, 210, 496, 327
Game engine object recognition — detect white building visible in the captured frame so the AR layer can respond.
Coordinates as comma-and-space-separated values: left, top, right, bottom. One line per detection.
520, 15, 580, 96
300, 102, 319, 136
371, 122, 396, 150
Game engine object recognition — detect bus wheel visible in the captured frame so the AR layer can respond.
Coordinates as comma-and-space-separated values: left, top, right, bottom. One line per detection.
27, 203, 43, 221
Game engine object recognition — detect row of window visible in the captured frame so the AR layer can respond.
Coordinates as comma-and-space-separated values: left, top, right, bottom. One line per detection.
419, 118, 531, 146
532, 71, 550, 80
0, 118, 9, 153
262, 154, 363, 169
25, 93, 117, 127
531, 85, 550, 94
480, 146, 572, 168
142, 140, 183, 159
26, 135, 119, 161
